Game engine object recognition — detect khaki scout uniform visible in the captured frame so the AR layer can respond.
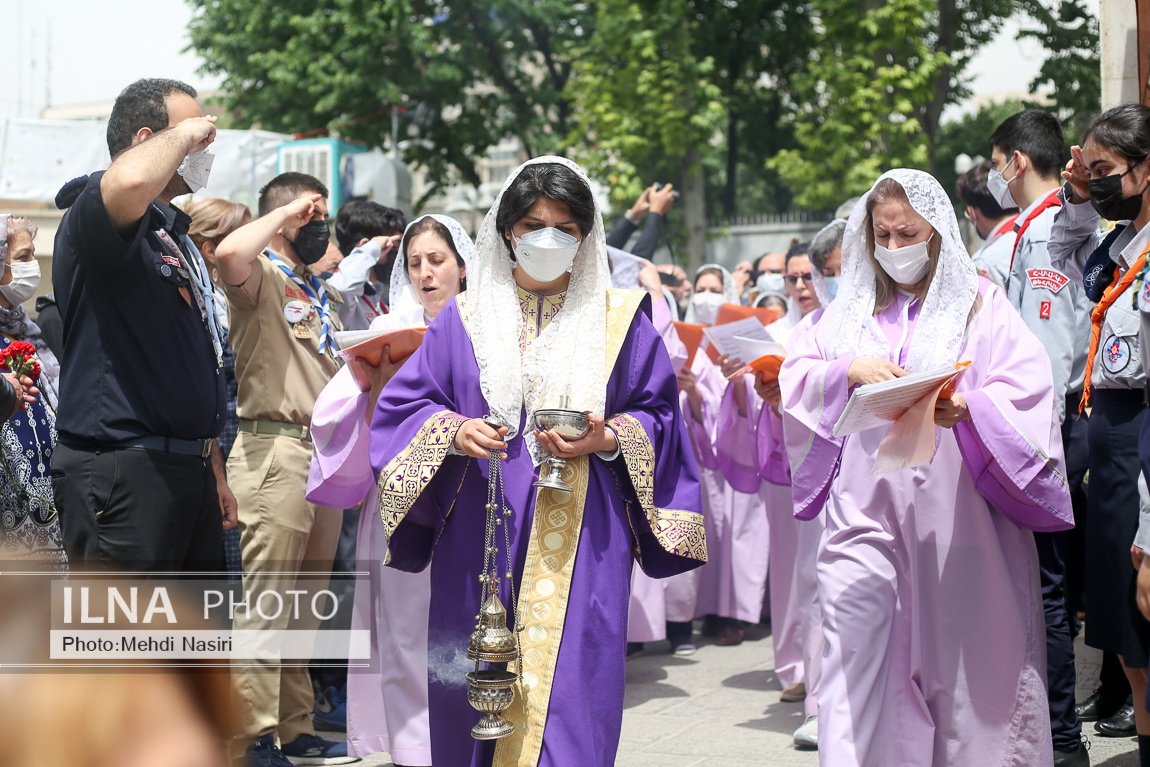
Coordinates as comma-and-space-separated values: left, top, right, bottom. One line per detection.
224, 250, 344, 752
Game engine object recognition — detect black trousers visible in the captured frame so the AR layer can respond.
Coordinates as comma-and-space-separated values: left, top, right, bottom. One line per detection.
52, 443, 224, 572
1036, 529, 1081, 751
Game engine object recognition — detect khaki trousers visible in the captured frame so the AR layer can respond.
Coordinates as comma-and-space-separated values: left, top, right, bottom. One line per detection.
227, 431, 341, 754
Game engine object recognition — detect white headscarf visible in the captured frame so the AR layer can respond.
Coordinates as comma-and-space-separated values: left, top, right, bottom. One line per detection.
386, 214, 475, 328
0, 215, 9, 268
809, 218, 847, 307
464, 156, 611, 447
683, 263, 738, 324
821, 169, 978, 372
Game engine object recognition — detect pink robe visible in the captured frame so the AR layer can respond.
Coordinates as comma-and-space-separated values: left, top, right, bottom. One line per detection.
753, 310, 826, 716
692, 355, 770, 625
627, 301, 706, 642
307, 314, 433, 766
780, 279, 1072, 766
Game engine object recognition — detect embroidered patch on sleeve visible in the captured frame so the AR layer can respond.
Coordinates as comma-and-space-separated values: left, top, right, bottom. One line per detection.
1026, 268, 1070, 293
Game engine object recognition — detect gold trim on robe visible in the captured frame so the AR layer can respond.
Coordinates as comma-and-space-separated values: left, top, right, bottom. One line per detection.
375, 410, 469, 565
607, 412, 707, 563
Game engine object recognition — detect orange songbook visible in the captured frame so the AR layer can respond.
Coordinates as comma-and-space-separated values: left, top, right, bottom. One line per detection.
673, 322, 707, 369
716, 303, 781, 327
335, 327, 427, 392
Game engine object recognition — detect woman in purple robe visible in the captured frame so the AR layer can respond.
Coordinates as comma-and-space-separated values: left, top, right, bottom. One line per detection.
779, 169, 1073, 766
368, 157, 706, 767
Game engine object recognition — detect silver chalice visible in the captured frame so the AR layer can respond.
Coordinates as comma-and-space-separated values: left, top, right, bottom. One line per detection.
532, 396, 591, 494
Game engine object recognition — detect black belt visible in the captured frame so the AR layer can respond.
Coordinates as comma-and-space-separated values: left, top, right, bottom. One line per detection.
102, 436, 215, 457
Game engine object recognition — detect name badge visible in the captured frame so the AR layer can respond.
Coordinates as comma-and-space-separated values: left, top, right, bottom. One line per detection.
284, 301, 307, 323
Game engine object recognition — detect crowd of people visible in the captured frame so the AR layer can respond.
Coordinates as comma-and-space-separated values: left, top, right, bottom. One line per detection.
4, 76, 1150, 767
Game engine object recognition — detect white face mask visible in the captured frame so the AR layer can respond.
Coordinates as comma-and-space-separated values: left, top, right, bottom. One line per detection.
177, 150, 215, 194
512, 227, 580, 284
873, 234, 933, 285
690, 291, 724, 325
1, 260, 41, 305
756, 272, 786, 295
987, 156, 1018, 210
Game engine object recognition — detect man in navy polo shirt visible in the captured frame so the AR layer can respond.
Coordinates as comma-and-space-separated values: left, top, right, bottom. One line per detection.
51, 78, 236, 572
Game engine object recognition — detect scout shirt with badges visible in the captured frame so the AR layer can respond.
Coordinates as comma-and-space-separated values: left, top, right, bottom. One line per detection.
1049, 191, 1148, 394
223, 250, 343, 428
51, 170, 226, 445
970, 214, 1018, 288
1008, 188, 1091, 422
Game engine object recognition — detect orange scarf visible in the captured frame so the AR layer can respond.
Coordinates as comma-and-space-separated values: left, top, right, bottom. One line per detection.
1080, 240, 1150, 412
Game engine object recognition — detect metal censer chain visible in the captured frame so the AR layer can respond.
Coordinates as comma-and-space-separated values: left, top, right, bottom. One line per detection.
464, 416, 522, 740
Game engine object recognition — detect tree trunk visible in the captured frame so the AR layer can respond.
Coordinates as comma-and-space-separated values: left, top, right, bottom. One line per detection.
681, 150, 708, 274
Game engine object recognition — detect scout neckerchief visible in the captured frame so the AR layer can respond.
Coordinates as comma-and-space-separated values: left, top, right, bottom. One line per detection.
987, 213, 1019, 246
266, 250, 335, 355
1080, 235, 1150, 412
1009, 188, 1063, 275
155, 226, 223, 367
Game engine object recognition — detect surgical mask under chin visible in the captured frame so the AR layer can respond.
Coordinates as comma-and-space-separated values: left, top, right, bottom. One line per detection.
289, 219, 331, 266
987, 158, 1019, 210
873, 235, 933, 285
512, 227, 580, 283
177, 150, 215, 194
0, 260, 41, 305
1089, 168, 1148, 222
691, 291, 724, 325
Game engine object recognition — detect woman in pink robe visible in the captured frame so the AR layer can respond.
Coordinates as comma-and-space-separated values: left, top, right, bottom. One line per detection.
685, 264, 770, 647
780, 170, 1073, 766
307, 215, 473, 766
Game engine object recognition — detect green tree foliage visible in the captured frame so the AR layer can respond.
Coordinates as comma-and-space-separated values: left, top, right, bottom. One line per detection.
933, 99, 1028, 203
768, 0, 952, 209
186, 0, 593, 200
1017, 0, 1101, 142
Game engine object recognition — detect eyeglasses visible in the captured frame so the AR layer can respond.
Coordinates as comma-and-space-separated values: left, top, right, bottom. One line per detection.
784, 272, 813, 286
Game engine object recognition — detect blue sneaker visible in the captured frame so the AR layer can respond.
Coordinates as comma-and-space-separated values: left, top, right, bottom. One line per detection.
312, 684, 347, 731
245, 734, 293, 767
280, 733, 359, 765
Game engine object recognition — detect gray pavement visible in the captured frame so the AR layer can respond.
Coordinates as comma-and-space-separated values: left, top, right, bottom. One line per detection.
347, 622, 1140, 766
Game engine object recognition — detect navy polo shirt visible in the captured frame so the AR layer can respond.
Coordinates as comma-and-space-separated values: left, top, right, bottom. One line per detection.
52, 171, 226, 445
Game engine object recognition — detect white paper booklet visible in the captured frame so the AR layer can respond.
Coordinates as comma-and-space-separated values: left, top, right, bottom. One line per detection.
333, 329, 387, 350
832, 364, 965, 438
701, 317, 771, 360
734, 335, 784, 364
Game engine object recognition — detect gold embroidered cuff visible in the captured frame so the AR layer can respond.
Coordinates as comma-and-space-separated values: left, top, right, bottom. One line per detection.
377, 410, 469, 564
607, 413, 707, 562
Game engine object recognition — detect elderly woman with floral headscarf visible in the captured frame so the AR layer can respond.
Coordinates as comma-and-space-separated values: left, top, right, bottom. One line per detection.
307, 213, 473, 766
0, 215, 65, 564
779, 169, 1073, 765
366, 157, 705, 766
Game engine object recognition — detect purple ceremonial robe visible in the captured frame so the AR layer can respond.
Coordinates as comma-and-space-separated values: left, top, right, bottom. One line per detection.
369, 294, 705, 767
779, 279, 1072, 766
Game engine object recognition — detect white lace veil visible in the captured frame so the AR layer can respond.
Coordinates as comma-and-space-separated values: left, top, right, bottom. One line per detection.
683, 263, 738, 324
465, 156, 611, 447
821, 169, 977, 372
388, 214, 475, 327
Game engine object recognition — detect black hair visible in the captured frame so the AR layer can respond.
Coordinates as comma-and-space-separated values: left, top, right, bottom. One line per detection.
784, 240, 811, 272
658, 270, 682, 288
335, 200, 407, 255
956, 160, 1016, 218
1082, 103, 1150, 168
401, 217, 467, 291
989, 108, 1066, 179
106, 78, 198, 159
496, 163, 596, 259
809, 221, 847, 272
258, 172, 329, 217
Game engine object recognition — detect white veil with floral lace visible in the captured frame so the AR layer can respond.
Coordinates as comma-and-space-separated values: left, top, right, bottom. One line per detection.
821, 169, 978, 372
462, 156, 611, 460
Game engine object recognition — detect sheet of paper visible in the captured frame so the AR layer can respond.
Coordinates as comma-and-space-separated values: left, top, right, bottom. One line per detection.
734, 336, 784, 364
702, 317, 771, 361
832, 363, 968, 438
871, 378, 950, 473
334, 329, 387, 350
